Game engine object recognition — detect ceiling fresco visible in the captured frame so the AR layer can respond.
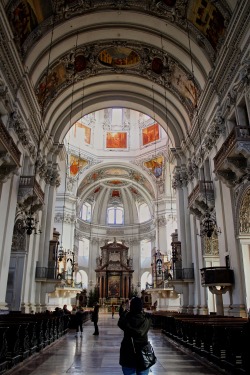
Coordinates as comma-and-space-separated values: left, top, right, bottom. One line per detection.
6, 0, 231, 121
7, 0, 230, 57
34, 41, 201, 117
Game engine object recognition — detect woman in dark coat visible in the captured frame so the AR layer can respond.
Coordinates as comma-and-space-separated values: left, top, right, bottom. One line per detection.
118, 297, 152, 375
92, 302, 99, 335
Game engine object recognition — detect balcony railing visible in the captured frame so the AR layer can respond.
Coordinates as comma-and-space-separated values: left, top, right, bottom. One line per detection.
0, 119, 21, 166
19, 176, 44, 204
188, 181, 214, 208
146, 268, 194, 289
35, 267, 82, 288
214, 126, 250, 171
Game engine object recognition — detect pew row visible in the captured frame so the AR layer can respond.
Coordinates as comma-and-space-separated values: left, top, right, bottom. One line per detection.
152, 312, 249, 374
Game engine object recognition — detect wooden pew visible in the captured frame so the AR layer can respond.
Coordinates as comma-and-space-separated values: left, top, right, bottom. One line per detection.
157, 312, 248, 373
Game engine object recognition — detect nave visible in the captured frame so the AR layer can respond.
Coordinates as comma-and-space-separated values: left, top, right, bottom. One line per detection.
7, 314, 222, 375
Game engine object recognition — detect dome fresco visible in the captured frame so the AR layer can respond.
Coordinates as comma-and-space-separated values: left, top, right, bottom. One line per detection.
64, 108, 168, 224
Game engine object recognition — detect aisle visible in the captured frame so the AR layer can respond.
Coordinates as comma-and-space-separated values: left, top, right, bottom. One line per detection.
7, 314, 223, 375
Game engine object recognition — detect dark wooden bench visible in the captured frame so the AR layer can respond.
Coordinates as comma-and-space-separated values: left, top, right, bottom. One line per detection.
156, 312, 249, 374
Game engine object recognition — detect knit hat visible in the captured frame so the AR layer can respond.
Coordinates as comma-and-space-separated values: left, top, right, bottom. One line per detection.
130, 297, 143, 313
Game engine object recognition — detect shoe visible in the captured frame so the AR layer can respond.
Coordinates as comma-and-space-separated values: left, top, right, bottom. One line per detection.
93, 333, 99, 335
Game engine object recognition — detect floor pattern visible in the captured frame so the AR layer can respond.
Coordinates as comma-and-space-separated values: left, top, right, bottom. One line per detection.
7, 314, 224, 375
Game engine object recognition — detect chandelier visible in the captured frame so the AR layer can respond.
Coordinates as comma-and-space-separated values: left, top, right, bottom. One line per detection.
200, 211, 221, 238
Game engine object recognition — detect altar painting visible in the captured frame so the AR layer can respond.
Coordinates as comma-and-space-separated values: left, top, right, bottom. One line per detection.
108, 276, 120, 297
142, 123, 159, 146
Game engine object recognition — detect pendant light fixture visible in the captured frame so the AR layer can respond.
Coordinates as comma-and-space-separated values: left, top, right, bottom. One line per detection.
186, 15, 221, 239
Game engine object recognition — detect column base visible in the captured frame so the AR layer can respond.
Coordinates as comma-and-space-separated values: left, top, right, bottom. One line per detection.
0, 302, 9, 312
21, 303, 37, 314
226, 304, 247, 317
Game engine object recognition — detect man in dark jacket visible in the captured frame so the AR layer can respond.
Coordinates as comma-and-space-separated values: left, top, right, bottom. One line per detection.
118, 297, 152, 375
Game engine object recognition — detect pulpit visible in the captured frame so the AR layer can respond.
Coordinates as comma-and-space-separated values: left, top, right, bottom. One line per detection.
95, 238, 134, 299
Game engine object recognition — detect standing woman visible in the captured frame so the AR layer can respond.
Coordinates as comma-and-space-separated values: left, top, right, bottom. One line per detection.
92, 302, 99, 335
118, 297, 152, 375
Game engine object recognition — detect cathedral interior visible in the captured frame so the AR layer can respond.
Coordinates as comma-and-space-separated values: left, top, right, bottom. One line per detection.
0, 0, 249, 321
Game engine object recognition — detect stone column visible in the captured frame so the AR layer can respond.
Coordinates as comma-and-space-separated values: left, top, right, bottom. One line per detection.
0, 174, 20, 310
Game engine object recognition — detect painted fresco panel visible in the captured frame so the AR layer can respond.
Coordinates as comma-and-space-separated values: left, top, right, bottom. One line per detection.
172, 65, 197, 106
99, 47, 140, 68
106, 132, 127, 149
144, 156, 164, 178
10, 0, 53, 45
142, 123, 160, 146
37, 63, 66, 104
69, 155, 88, 176
188, 0, 225, 49
75, 122, 91, 144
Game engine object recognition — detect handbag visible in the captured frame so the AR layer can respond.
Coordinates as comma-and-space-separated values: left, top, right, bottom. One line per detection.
131, 337, 157, 370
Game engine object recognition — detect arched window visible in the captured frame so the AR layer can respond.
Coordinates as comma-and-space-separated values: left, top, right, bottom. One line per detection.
107, 206, 124, 225
138, 203, 151, 223
80, 202, 91, 222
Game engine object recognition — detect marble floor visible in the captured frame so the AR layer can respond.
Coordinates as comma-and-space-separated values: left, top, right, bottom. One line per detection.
7, 314, 224, 375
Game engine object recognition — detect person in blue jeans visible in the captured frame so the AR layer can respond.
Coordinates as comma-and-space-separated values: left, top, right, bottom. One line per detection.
118, 297, 152, 375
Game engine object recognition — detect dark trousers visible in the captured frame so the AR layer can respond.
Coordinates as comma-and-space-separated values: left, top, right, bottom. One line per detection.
76, 323, 83, 333
94, 321, 99, 334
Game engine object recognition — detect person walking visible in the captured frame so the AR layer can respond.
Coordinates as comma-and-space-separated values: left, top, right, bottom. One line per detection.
118, 297, 152, 375
75, 307, 84, 337
111, 304, 115, 318
92, 302, 99, 335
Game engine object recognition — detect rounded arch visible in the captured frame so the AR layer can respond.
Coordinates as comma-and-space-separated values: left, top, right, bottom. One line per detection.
141, 271, 152, 290
76, 270, 88, 289
49, 87, 187, 148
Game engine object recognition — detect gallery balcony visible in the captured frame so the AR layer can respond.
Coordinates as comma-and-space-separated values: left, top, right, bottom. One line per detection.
213, 125, 250, 187
18, 175, 45, 212
35, 267, 82, 288
0, 119, 21, 182
188, 180, 214, 217
146, 268, 195, 290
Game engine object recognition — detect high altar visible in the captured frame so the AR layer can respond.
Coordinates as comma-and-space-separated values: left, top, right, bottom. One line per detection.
95, 238, 134, 299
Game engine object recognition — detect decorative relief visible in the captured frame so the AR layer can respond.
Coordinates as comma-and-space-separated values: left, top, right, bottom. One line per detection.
0, 77, 11, 114
203, 235, 219, 256
8, 104, 36, 159
0, 165, 19, 183
172, 165, 188, 189
239, 188, 250, 234
187, 158, 198, 181
44, 162, 61, 187
157, 215, 167, 227
11, 219, 26, 252
54, 212, 76, 224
